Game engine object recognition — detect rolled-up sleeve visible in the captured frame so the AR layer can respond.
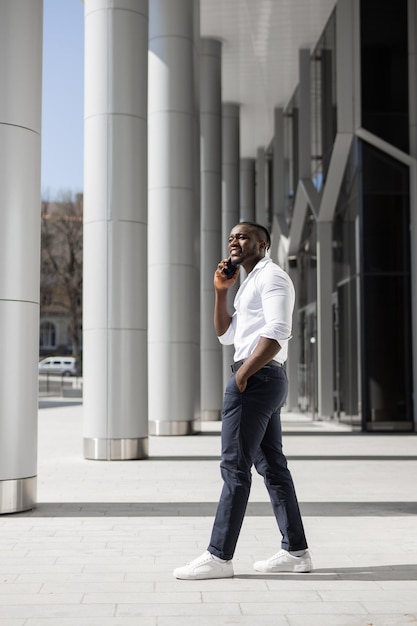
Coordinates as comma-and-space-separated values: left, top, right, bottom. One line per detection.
218, 312, 237, 345
259, 270, 295, 343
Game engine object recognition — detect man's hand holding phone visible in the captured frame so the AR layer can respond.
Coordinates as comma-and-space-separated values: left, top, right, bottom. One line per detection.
223, 258, 238, 279
214, 257, 239, 289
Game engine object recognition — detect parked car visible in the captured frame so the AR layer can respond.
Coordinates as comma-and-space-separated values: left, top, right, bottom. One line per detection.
38, 356, 79, 377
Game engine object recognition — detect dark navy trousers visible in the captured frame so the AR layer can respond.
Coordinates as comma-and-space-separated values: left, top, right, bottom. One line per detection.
208, 364, 308, 561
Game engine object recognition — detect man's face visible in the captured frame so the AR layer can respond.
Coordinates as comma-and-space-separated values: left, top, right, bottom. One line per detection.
227, 224, 266, 266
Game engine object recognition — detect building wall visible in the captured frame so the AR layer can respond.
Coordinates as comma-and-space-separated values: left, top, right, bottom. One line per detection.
277, 0, 415, 431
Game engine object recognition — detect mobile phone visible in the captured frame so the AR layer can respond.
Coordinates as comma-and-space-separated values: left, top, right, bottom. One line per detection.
222, 258, 237, 279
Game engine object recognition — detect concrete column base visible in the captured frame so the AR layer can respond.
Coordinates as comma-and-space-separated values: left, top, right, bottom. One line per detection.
0, 477, 36, 515
201, 410, 221, 422
149, 420, 200, 436
84, 438, 148, 461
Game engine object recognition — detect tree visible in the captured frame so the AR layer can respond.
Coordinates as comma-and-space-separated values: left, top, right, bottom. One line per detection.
40, 192, 83, 359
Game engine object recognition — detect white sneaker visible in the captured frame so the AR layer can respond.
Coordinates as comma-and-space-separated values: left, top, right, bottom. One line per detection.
254, 549, 312, 573
173, 551, 234, 580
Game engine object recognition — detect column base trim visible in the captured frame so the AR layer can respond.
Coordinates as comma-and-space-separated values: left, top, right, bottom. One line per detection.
201, 410, 221, 422
149, 420, 200, 436
0, 476, 37, 515
84, 438, 148, 460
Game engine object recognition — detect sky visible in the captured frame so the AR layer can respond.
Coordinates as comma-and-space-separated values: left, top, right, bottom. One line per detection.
41, 0, 84, 200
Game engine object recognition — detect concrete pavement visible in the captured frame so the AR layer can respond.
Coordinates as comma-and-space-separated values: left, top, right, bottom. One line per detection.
0, 399, 416, 625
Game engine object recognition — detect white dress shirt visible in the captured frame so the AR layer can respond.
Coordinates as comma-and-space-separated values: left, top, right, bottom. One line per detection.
218, 257, 295, 364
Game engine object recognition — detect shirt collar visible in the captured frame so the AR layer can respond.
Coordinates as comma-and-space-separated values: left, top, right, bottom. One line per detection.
249, 256, 271, 275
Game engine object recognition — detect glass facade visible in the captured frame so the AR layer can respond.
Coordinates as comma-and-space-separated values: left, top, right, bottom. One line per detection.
282, 0, 413, 430
283, 88, 299, 226
359, 0, 412, 429
311, 12, 337, 191
359, 143, 413, 429
333, 142, 360, 424
294, 11, 335, 417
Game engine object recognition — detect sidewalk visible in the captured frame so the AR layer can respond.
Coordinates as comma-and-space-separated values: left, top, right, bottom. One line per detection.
0, 400, 416, 625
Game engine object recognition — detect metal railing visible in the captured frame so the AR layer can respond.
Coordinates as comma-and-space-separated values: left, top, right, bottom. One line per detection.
38, 374, 83, 398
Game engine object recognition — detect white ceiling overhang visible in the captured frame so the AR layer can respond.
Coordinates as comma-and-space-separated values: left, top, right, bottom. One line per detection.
200, 0, 337, 157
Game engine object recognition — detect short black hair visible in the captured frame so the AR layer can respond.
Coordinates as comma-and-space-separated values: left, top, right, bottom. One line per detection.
239, 221, 271, 250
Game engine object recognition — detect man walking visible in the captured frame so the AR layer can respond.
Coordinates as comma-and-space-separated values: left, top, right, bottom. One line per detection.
174, 221, 311, 579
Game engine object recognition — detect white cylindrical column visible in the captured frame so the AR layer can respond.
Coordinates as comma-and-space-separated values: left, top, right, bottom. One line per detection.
317, 221, 334, 418
240, 158, 255, 221
255, 147, 266, 225
287, 265, 300, 411
298, 49, 312, 179
273, 107, 288, 236
222, 103, 240, 384
201, 38, 222, 421
222, 104, 240, 237
83, 0, 149, 459
148, 0, 200, 435
0, 1, 43, 513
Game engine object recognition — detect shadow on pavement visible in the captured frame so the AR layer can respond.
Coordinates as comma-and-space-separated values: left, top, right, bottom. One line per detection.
39, 399, 82, 409
236, 563, 417, 581
9, 501, 417, 517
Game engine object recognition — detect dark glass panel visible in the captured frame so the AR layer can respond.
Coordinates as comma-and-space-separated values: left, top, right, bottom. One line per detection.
311, 11, 337, 190
336, 281, 359, 418
361, 145, 410, 274
360, 0, 409, 152
362, 194, 410, 274
360, 141, 413, 427
362, 275, 413, 424
362, 144, 410, 195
